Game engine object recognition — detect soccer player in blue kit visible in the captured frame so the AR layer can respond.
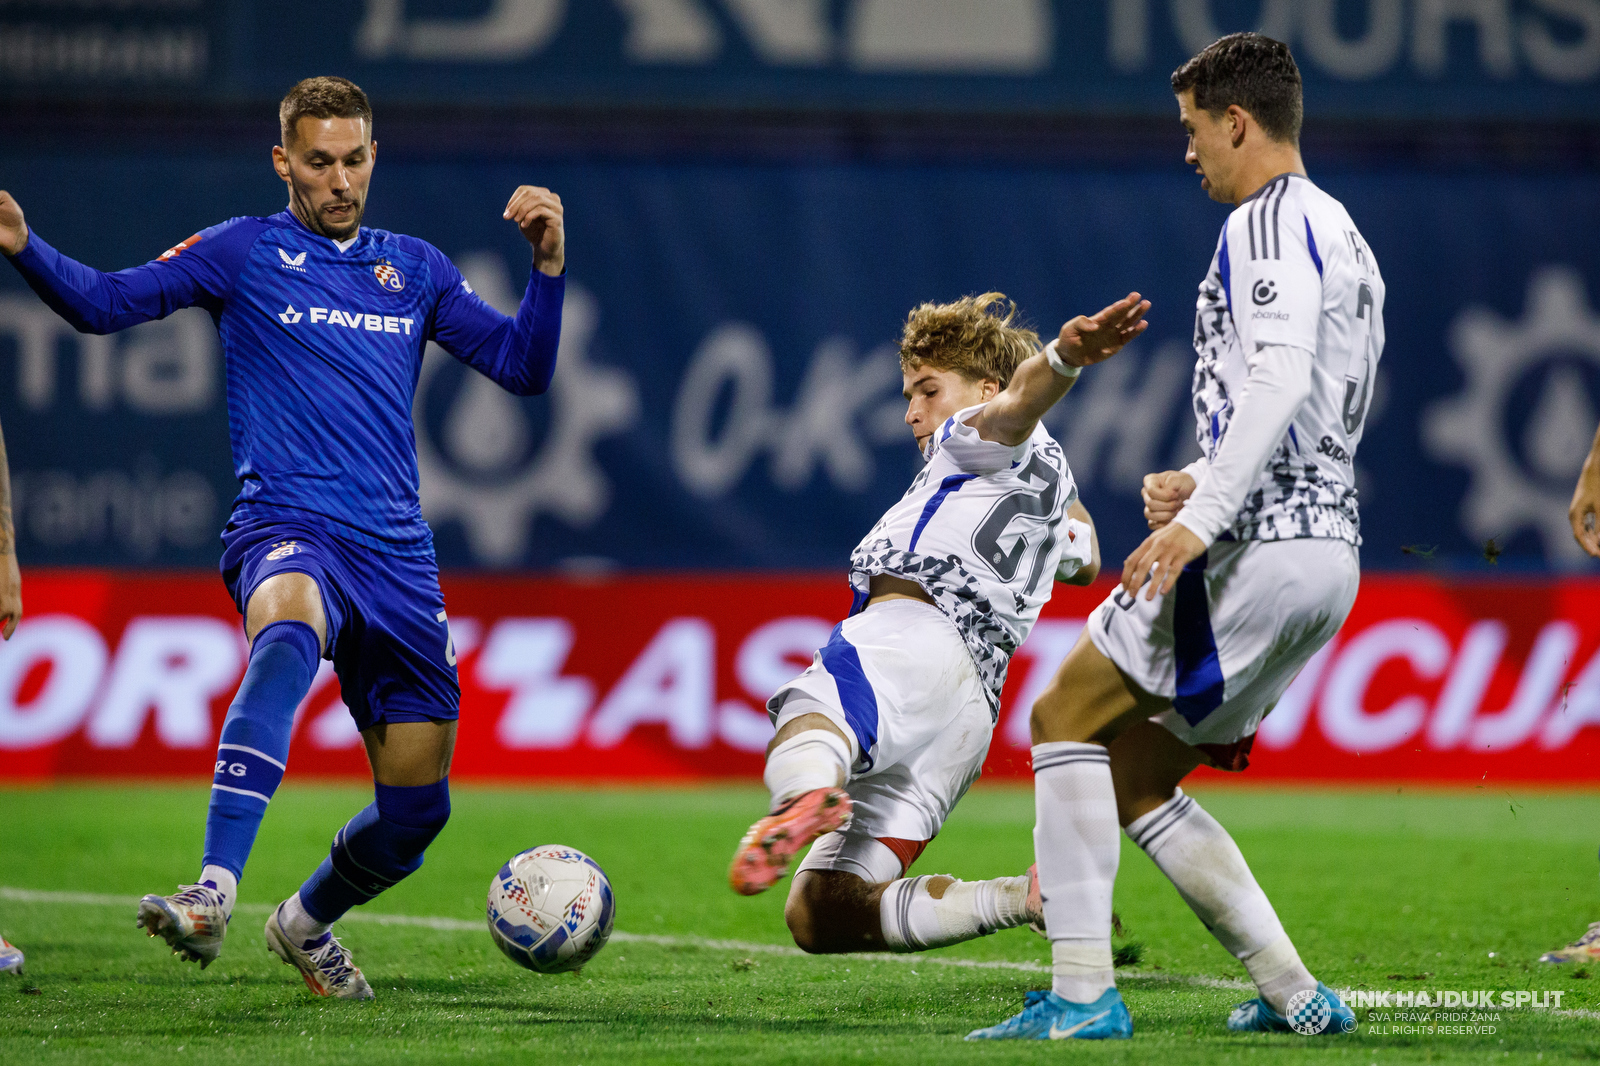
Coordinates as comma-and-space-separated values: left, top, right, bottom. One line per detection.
0, 77, 566, 999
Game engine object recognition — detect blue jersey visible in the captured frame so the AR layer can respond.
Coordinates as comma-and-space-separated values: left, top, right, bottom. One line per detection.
7, 209, 563, 556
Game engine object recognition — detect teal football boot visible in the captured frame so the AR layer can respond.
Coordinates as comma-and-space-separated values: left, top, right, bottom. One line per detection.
1228, 982, 1355, 1035
966, 987, 1133, 1041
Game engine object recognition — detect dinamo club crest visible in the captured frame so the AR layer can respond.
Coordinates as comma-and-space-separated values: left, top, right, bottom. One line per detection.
373, 260, 406, 292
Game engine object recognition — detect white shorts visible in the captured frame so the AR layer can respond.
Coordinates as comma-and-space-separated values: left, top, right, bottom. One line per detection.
767, 598, 994, 879
1089, 537, 1359, 768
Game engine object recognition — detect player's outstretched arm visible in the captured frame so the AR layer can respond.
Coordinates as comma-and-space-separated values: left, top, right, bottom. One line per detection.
969, 293, 1149, 446
1571, 420, 1600, 559
2, 190, 240, 334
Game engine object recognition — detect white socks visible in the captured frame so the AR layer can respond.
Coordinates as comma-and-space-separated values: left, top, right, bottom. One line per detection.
1126, 789, 1316, 1014
199, 865, 238, 916
1032, 742, 1119, 1003
879, 874, 1032, 952
278, 891, 331, 946
763, 729, 852, 809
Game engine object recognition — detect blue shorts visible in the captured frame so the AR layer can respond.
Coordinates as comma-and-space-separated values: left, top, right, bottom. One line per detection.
220, 516, 460, 733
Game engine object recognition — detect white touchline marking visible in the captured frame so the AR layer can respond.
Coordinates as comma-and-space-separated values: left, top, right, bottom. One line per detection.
0, 885, 1253, 987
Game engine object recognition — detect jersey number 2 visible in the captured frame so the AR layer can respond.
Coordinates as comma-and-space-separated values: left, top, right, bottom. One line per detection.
971, 453, 1061, 586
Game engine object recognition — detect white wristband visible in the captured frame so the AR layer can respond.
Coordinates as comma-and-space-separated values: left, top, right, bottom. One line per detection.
1043, 339, 1082, 379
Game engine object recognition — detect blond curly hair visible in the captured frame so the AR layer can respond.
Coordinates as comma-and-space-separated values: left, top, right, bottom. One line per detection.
899, 292, 1039, 388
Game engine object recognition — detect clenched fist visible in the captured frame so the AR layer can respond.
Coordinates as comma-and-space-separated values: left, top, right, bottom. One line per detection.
0, 191, 28, 257
1142, 469, 1197, 530
503, 185, 564, 277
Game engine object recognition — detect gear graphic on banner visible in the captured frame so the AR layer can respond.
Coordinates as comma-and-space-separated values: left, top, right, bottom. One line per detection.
1425, 267, 1600, 565
415, 254, 639, 564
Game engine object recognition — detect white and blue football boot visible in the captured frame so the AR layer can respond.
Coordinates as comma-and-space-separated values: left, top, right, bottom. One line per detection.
264, 903, 374, 1000
1228, 982, 1355, 1035
135, 884, 229, 968
0, 935, 23, 974
1540, 921, 1600, 964
966, 987, 1133, 1041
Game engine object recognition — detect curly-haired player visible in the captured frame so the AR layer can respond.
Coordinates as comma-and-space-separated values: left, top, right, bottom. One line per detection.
728, 289, 1147, 960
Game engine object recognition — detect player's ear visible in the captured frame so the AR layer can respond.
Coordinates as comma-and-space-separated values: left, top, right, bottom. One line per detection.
1227, 105, 1248, 148
272, 145, 291, 183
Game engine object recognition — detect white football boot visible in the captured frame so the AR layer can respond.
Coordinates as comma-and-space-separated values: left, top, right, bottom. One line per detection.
1540, 921, 1600, 964
136, 884, 229, 968
0, 935, 23, 974
264, 903, 374, 1000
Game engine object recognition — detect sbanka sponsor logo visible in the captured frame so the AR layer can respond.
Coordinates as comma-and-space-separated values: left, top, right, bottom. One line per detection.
2, 573, 1599, 782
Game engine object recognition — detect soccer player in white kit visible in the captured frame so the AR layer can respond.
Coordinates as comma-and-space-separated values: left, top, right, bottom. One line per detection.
971, 34, 1381, 1040
727, 290, 1150, 959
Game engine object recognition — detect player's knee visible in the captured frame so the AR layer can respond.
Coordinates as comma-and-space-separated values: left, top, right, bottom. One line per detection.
1030, 681, 1080, 744
785, 872, 878, 954
374, 778, 452, 852
784, 877, 830, 953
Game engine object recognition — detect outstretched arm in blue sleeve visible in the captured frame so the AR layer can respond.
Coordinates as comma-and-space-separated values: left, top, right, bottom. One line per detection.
0, 193, 258, 335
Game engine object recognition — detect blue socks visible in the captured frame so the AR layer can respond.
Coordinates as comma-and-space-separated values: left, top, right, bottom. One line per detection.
299, 778, 452, 924
200, 620, 321, 885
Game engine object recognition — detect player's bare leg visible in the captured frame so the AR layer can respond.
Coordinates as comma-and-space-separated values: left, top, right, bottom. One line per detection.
729, 713, 853, 896
267, 719, 455, 999
784, 866, 1041, 955
137, 572, 327, 968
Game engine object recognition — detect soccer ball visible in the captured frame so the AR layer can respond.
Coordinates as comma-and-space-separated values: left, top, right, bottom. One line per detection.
486, 845, 615, 974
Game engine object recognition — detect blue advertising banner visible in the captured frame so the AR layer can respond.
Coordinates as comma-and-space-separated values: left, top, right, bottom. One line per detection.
3, 0, 1599, 119
2, 149, 1598, 572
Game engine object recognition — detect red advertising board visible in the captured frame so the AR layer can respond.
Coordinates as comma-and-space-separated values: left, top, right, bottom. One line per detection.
2, 571, 1598, 785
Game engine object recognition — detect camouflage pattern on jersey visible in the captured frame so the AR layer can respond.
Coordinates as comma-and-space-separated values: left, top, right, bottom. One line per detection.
848, 542, 1016, 719
1192, 270, 1361, 545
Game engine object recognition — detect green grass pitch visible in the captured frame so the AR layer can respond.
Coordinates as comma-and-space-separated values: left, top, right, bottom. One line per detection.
2, 782, 1598, 1064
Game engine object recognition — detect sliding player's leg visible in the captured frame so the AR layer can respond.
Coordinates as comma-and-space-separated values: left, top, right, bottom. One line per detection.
137, 554, 329, 968
1111, 720, 1332, 1025
264, 543, 460, 999
782, 821, 1040, 955
729, 707, 855, 897
732, 599, 997, 930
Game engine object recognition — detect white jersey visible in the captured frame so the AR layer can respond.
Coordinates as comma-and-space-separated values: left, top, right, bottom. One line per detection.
1192, 172, 1385, 544
849, 404, 1094, 716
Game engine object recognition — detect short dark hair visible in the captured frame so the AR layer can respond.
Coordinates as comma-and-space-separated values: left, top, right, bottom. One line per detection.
279, 76, 372, 147
1171, 32, 1302, 144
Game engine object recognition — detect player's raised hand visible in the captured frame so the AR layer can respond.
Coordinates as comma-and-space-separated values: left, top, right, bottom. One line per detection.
0, 191, 29, 257
503, 185, 564, 277
1142, 470, 1197, 530
1121, 521, 1206, 601
1056, 292, 1151, 369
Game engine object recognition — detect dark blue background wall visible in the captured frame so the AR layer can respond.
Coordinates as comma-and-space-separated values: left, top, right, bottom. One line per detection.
3, 142, 1598, 573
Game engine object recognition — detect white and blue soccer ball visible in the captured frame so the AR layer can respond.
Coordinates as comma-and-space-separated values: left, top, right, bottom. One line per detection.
486, 845, 615, 974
